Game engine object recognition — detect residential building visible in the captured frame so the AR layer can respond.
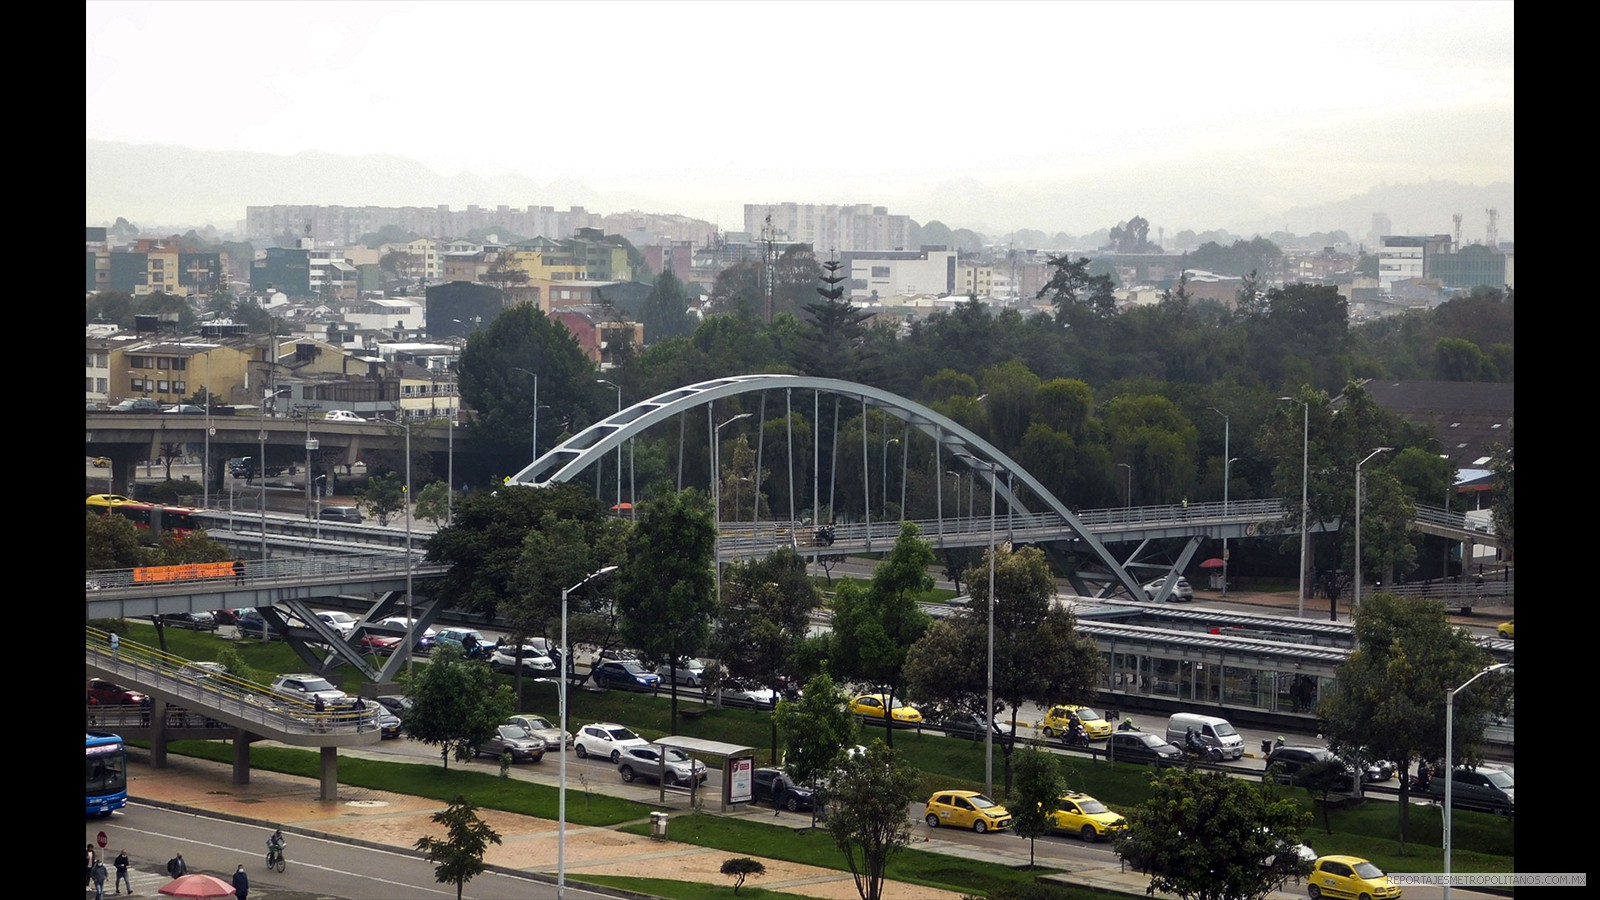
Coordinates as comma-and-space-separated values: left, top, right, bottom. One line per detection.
1377, 234, 1452, 295
745, 202, 912, 253
1430, 244, 1512, 292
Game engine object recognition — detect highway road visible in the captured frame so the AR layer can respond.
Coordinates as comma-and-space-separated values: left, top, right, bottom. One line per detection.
87, 801, 623, 900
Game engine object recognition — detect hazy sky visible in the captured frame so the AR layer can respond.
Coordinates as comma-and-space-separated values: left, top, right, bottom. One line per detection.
86, 1, 1513, 236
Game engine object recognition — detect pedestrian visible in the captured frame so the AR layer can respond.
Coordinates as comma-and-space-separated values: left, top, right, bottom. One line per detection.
140, 695, 152, 727
87, 843, 98, 887
91, 857, 108, 900
232, 864, 249, 900
113, 849, 131, 895
352, 695, 367, 731
109, 631, 120, 655
166, 852, 186, 878
233, 558, 245, 585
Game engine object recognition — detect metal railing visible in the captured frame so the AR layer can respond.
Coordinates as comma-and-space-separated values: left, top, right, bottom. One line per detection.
85, 550, 429, 593
85, 627, 381, 737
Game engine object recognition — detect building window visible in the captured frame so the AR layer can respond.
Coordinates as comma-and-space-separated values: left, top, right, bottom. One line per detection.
173, 381, 186, 394
85, 377, 94, 392
157, 381, 170, 393
98, 378, 108, 393
871, 266, 890, 278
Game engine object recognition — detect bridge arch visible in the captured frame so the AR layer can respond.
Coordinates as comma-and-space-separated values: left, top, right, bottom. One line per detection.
507, 374, 1145, 598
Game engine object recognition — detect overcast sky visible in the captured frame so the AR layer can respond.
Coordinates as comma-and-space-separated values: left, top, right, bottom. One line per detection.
85, 1, 1513, 237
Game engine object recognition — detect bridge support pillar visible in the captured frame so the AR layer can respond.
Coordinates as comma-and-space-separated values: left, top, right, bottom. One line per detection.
150, 700, 168, 768
231, 734, 251, 785
319, 746, 338, 801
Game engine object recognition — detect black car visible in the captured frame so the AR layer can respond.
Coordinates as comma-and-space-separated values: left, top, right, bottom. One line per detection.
318, 505, 364, 523
163, 610, 216, 630
590, 660, 662, 692
374, 695, 412, 719
752, 767, 817, 811
939, 711, 1014, 743
1264, 746, 1357, 792
1106, 731, 1182, 766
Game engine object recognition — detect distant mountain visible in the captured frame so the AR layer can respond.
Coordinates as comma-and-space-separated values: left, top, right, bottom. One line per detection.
87, 139, 1512, 245
1234, 180, 1515, 246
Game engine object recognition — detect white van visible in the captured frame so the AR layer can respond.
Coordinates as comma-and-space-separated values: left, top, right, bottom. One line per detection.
1166, 712, 1245, 760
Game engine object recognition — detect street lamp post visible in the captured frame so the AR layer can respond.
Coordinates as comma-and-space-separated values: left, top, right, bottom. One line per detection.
303, 411, 319, 519
598, 379, 623, 513
959, 455, 1001, 798
258, 388, 286, 561
403, 418, 414, 677
446, 413, 456, 525
713, 413, 752, 607
202, 350, 213, 510
1443, 663, 1512, 900
1208, 407, 1231, 596
1278, 397, 1311, 618
511, 368, 539, 462
1117, 463, 1132, 512
312, 475, 326, 538
1353, 447, 1392, 615
559, 565, 619, 900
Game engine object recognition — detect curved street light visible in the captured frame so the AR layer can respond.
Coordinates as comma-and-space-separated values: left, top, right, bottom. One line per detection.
1353, 446, 1393, 616
559, 565, 619, 899
1443, 663, 1512, 900
1277, 397, 1310, 618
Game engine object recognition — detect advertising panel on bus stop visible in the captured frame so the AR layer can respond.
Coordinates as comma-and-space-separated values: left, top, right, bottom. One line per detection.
729, 756, 753, 804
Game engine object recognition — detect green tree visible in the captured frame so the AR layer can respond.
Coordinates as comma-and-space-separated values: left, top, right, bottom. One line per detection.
1103, 394, 1197, 505
641, 269, 693, 344
720, 857, 766, 894
414, 795, 503, 900
712, 548, 819, 758
215, 646, 258, 685
1432, 337, 1496, 381
1113, 767, 1310, 900
456, 303, 601, 478
505, 508, 629, 695
904, 546, 1100, 793
153, 530, 232, 566
827, 522, 933, 748
1008, 744, 1067, 867
359, 473, 406, 526
616, 489, 717, 734
1316, 592, 1511, 851
403, 646, 516, 770
87, 512, 147, 570
774, 672, 858, 825
414, 480, 455, 527
1039, 255, 1116, 321
823, 741, 921, 900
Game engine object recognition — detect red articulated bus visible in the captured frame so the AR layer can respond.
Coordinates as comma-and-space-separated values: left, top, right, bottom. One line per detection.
85, 494, 206, 543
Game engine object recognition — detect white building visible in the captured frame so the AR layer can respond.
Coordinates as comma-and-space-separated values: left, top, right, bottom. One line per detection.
842, 247, 958, 300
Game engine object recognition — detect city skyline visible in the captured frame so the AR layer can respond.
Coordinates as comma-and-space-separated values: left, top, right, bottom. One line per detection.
86, 1, 1514, 241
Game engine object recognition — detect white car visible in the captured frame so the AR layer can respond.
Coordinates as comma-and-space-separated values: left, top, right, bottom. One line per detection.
491, 645, 557, 675
574, 722, 649, 763
1143, 576, 1194, 601
324, 409, 367, 422
314, 611, 358, 638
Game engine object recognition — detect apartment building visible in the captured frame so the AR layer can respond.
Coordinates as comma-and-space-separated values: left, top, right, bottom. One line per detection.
744, 203, 913, 253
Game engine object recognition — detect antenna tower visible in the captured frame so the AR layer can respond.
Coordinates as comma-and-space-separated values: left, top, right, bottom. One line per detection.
762, 213, 776, 322
1485, 208, 1499, 249
1452, 213, 1463, 249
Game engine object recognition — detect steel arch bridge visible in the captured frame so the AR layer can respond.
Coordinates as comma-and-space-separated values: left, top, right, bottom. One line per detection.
507, 374, 1149, 600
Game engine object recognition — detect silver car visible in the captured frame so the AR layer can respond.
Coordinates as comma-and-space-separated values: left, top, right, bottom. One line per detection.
507, 714, 571, 751
617, 744, 707, 787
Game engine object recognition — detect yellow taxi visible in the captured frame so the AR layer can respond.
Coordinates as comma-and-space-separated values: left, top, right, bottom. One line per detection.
1308, 855, 1401, 900
1041, 705, 1112, 739
848, 694, 922, 726
1496, 620, 1514, 638
923, 790, 1012, 833
1047, 791, 1127, 843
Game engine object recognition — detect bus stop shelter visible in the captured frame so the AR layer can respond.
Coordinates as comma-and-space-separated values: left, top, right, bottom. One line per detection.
655, 736, 755, 812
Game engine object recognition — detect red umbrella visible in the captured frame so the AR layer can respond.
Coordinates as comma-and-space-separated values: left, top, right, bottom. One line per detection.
158, 873, 237, 898
1198, 558, 1225, 569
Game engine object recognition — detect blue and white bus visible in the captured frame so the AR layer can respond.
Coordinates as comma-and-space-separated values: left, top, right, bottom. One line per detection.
86, 732, 128, 817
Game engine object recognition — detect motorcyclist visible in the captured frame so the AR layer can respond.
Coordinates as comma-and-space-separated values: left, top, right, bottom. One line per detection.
1118, 717, 1137, 732
1184, 727, 1204, 755
1066, 720, 1090, 746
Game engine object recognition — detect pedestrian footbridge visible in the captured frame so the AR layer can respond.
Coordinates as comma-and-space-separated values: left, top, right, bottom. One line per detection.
86, 628, 380, 799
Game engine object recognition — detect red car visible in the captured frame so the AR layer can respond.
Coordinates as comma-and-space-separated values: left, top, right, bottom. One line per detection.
87, 679, 147, 706
355, 634, 402, 655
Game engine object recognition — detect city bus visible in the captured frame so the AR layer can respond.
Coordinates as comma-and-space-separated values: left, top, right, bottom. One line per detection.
86, 732, 128, 816
86, 494, 205, 542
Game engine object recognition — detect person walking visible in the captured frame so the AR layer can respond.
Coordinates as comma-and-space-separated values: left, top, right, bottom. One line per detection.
113, 849, 131, 895
231, 865, 249, 900
87, 843, 99, 888
90, 857, 108, 900
109, 631, 120, 655
166, 852, 186, 878
233, 558, 245, 585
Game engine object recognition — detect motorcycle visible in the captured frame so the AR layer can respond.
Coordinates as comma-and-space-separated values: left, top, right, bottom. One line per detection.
1183, 735, 1222, 763
1062, 726, 1091, 749
1117, 719, 1138, 732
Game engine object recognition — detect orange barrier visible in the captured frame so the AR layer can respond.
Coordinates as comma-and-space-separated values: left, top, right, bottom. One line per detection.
132, 561, 235, 584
